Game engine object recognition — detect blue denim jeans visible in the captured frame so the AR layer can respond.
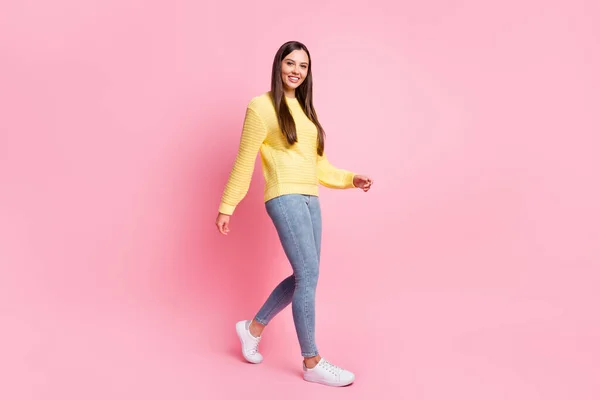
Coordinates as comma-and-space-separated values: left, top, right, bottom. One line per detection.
254, 194, 321, 357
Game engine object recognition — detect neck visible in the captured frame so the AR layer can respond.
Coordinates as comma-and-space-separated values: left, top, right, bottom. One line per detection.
283, 88, 296, 98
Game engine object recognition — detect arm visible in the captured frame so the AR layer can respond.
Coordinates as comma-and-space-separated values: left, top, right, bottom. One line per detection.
317, 152, 356, 189
218, 106, 267, 215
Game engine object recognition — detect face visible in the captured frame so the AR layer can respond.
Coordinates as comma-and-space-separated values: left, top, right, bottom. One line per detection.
281, 49, 309, 92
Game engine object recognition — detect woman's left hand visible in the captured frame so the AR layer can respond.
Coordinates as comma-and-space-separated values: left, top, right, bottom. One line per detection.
353, 175, 373, 192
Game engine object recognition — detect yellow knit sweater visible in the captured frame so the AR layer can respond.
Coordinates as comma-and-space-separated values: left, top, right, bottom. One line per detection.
218, 92, 356, 215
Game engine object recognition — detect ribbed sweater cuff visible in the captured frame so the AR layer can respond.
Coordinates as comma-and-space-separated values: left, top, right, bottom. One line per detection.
218, 203, 236, 215
346, 172, 356, 188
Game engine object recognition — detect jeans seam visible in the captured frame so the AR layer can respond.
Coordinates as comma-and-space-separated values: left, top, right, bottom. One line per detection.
261, 280, 293, 323
277, 195, 316, 356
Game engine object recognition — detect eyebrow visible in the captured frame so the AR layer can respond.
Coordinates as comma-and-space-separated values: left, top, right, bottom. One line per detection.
284, 58, 309, 65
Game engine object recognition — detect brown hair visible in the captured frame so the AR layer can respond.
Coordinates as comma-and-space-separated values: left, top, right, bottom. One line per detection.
270, 41, 325, 156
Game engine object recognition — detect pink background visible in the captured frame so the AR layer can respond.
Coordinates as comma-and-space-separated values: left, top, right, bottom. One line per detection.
1, 0, 599, 399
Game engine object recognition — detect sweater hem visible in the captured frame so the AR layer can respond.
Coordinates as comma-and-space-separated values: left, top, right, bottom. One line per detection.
264, 183, 319, 203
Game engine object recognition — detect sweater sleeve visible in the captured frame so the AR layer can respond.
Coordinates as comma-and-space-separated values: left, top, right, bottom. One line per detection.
317, 152, 356, 189
218, 107, 268, 215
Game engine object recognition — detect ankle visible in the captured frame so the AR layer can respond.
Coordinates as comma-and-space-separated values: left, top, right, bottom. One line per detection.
304, 355, 321, 369
249, 320, 264, 337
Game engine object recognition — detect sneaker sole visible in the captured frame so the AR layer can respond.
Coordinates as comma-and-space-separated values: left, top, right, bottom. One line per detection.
303, 374, 355, 387
235, 321, 262, 364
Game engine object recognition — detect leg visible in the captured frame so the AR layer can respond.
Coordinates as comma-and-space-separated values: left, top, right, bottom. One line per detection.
303, 195, 323, 366
266, 194, 320, 358
307, 195, 322, 266
252, 274, 295, 335
249, 195, 321, 337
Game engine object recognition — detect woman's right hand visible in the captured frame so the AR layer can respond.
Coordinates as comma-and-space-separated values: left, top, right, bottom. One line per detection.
216, 212, 231, 235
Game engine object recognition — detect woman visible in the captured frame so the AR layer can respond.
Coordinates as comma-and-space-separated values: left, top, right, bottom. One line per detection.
215, 41, 373, 387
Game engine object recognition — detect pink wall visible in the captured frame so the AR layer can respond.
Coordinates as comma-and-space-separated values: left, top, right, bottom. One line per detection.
1, 0, 598, 399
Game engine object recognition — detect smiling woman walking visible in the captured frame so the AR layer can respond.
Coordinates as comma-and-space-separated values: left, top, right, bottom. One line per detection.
216, 40, 373, 387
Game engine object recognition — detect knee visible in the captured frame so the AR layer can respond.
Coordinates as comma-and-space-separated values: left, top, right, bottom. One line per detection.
286, 274, 296, 286
294, 266, 319, 289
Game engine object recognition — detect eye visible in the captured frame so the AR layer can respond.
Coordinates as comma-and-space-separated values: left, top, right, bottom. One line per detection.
301, 65, 307, 69
287, 62, 294, 66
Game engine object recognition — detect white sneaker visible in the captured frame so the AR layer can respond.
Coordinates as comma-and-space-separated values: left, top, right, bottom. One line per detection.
303, 357, 355, 387
235, 320, 263, 364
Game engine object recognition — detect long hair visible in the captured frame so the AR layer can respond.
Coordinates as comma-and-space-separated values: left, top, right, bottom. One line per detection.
270, 41, 325, 156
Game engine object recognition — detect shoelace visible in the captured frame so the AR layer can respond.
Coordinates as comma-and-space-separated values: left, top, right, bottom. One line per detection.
248, 336, 261, 355
321, 360, 343, 376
